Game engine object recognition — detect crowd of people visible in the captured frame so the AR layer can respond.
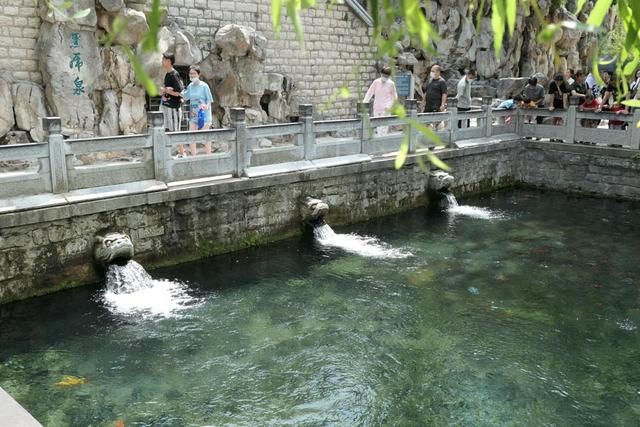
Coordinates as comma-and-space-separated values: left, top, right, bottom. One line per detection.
160, 52, 637, 154
362, 62, 637, 140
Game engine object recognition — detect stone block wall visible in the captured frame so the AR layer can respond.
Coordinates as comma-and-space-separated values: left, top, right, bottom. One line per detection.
0, 0, 42, 83
517, 142, 640, 199
6, 140, 638, 304
0, 157, 430, 304
163, 0, 377, 119
0, 0, 377, 119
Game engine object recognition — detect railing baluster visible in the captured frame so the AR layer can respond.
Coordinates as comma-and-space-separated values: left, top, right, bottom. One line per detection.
630, 109, 640, 149
447, 98, 457, 148
43, 117, 69, 194
404, 99, 417, 153
483, 96, 493, 137
232, 108, 248, 177
299, 104, 315, 160
566, 96, 580, 144
149, 111, 168, 182
358, 102, 371, 154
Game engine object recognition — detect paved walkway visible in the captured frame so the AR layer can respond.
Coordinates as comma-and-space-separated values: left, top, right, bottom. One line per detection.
0, 387, 42, 426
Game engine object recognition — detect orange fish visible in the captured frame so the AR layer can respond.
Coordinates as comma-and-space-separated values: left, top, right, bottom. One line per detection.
115, 420, 125, 427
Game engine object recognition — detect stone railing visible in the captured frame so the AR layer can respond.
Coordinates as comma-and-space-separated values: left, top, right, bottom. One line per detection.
0, 96, 638, 200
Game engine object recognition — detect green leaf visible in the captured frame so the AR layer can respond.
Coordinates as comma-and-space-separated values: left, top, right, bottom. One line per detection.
491, 0, 506, 57
424, 151, 451, 172
559, 20, 603, 33
141, 0, 161, 52
623, 57, 640, 76
575, 0, 588, 14
416, 154, 427, 172
622, 99, 640, 107
395, 136, 409, 169
272, 0, 282, 35
71, 8, 91, 19
586, 0, 614, 27
505, 0, 516, 35
390, 103, 406, 118
286, 0, 305, 50
537, 24, 560, 43
339, 86, 350, 98
123, 46, 158, 97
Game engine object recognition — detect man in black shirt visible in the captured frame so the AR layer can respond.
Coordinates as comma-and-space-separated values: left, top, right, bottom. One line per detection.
423, 65, 448, 113
159, 52, 183, 132
570, 70, 588, 103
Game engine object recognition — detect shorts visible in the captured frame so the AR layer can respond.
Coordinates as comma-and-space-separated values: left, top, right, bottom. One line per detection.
161, 104, 182, 132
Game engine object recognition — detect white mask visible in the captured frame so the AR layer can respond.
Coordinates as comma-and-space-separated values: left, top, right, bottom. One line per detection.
430, 72, 435, 80
381, 76, 389, 82
190, 76, 199, 83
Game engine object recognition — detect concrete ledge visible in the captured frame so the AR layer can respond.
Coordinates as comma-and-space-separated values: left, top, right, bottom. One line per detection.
245, 160, 315, 178
453, 133, 521, 148
0, 387, 41, 426
311, 154, 371, 168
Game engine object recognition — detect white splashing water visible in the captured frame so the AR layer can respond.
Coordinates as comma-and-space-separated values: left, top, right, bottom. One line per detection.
448, 205, 506, 219
101, 260, 197, 319
443, 192, 506, 220
314, 224, 412, 259
616, 319, 638, 332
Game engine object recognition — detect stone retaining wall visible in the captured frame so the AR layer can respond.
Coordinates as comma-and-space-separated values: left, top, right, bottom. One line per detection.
3, 141, 640, 304
0, 0, 42, 83
517, 141, 640, 200
0, 0, 376, 119
0, 155, 435, 304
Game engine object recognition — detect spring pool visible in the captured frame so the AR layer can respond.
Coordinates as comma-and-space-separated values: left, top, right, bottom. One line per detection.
1, 189, 639, 425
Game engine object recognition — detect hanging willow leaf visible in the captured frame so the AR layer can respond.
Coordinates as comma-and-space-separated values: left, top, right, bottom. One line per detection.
287, 0, 305, 49
575, 0, 588, 15
123, 46, 158, 97
424, 151, 451, 172
395, 136, 409, 170
272, 0, 282, 34
491, 0, 506, 56
141, 0, 161, 53
505, 0, 516, 34
587, 0, 614, 26
71, 8, 91, 19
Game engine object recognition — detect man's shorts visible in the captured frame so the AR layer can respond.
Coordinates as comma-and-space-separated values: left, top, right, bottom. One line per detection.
161, 104, 182, 132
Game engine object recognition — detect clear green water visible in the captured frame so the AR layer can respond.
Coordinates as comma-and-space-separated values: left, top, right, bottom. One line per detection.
1, 189, 639, 426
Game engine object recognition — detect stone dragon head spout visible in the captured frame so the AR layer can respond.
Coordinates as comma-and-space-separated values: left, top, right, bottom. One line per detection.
302, 196, 329, 226
428, 170, 455, 192
94, 232, 134, 267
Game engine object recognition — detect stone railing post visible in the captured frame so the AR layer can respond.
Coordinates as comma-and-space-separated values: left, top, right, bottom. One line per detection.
149, 111, 168, 182
566, 96, 580, 144
447, 98, 457, 148
231, 108, 249, 177
514, 107, 523, 136
300, 104, 315, 160
629, 108, 640, 149
483, 96, 493, 137
358, 101, 371, 153
404, 99, 418, 153
43, 117, 69, 194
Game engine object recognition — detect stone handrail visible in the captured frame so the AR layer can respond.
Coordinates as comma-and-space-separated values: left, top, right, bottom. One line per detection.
0, 96, 639, 199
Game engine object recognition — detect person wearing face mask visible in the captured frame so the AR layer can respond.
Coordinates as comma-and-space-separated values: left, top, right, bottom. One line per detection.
180, 65, 214, 157
456, 68, 476, 128
363, 66, 398, 135
422, 64, 448, 113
